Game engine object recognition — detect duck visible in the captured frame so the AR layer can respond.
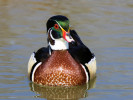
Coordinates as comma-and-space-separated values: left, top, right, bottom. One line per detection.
28, 15, 97, 86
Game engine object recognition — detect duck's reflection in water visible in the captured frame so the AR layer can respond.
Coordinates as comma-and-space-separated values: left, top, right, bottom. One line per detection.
29, 78, 96, 100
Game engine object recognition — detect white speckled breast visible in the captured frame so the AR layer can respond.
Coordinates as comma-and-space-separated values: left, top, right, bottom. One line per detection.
34, 50, 87, 86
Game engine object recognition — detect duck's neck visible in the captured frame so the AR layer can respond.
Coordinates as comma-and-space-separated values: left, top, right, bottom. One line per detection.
49, 38, 69, 50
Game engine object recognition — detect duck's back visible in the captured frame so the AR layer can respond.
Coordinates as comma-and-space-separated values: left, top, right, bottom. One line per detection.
34, 50, 87, 86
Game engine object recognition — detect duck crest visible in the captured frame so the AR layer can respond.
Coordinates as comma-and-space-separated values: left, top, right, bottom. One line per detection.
34, 50, 87, 86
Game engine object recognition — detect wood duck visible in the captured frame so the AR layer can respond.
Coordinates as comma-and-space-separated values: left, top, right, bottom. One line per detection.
28, 15, 97, 86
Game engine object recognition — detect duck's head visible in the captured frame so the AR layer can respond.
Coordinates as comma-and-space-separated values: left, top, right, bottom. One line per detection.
46, 15, 74, 50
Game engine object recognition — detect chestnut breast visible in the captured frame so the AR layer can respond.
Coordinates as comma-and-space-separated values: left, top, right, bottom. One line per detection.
34, 50, 87, 86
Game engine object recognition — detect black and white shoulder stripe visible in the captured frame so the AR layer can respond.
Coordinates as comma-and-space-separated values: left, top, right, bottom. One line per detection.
28, 47, 50, 81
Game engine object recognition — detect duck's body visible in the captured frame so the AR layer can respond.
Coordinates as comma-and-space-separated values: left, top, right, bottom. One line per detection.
34, 50, 87, 86
28, 15, 97, 86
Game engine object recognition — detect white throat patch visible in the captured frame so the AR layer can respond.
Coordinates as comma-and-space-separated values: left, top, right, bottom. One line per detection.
49, 38, 69, 50
48, 28, 69, 50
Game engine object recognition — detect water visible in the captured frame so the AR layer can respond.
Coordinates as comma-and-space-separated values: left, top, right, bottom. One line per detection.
0, 0, 133, 99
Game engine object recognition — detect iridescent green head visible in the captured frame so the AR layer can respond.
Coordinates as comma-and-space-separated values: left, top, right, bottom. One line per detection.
46, 15, 74, 44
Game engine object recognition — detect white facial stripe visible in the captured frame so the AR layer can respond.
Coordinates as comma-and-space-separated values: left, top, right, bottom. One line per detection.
48, 21, 67, 33
49, 29, 55, 40
55, 21, 63, 30
48, 28, 50, 33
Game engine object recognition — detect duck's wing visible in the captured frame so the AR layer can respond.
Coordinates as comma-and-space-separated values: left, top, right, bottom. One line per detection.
69, 30, 97, 80
34, 46, 50, 62
28, 47, 50, 80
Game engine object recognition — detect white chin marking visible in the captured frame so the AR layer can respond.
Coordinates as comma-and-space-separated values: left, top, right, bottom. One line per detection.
49, 38, 69, 50
65, 36, 74, 42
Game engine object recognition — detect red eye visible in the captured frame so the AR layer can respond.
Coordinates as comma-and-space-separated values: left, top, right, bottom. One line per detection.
54, 24, 59, 29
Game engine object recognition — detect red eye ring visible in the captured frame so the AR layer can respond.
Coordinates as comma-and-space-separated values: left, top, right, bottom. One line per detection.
54, 24, 59, 29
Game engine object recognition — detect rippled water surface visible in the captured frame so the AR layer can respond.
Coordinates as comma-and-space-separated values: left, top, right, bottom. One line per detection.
0, 0, 133, 100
